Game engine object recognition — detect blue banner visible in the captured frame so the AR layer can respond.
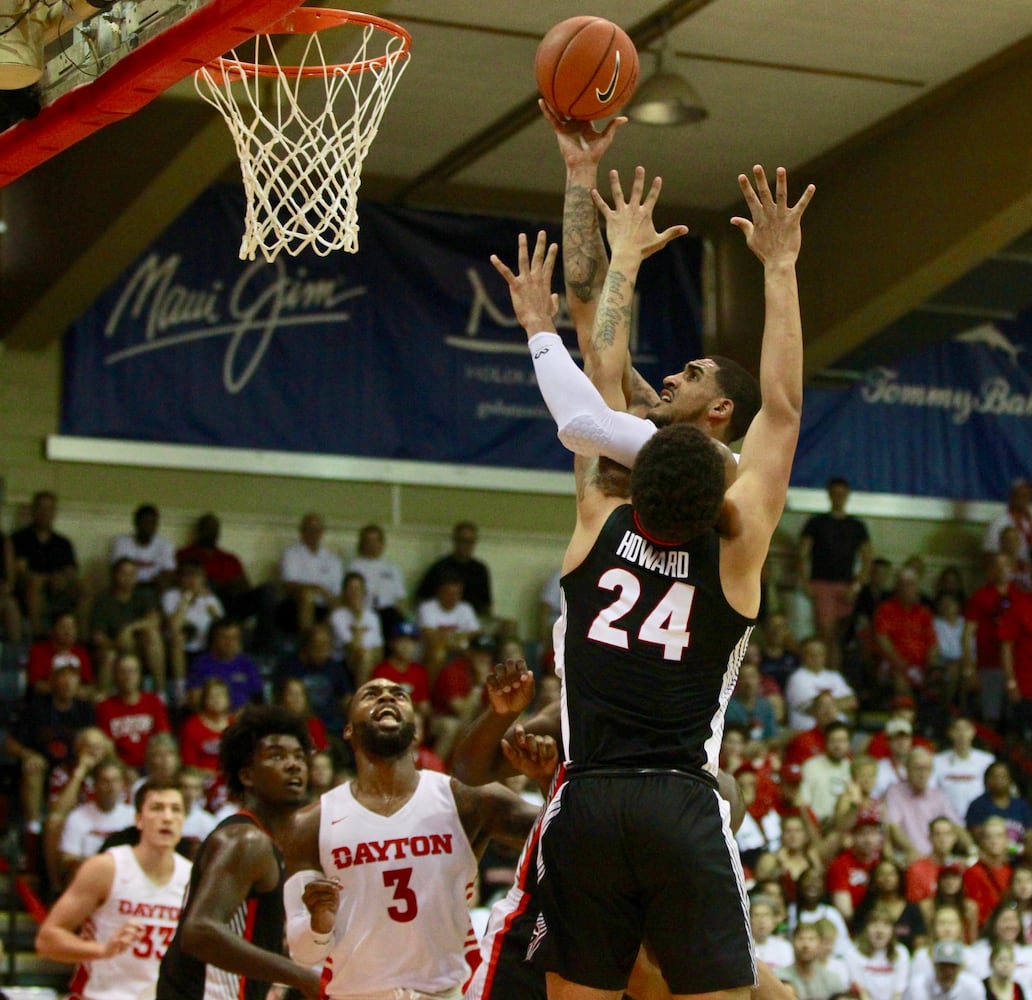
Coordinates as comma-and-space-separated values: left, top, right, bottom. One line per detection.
793, 311, 1032, 501
61, 184, 703, 473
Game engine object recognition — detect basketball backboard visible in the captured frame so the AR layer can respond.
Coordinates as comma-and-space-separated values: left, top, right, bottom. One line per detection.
0, 0, 306, 185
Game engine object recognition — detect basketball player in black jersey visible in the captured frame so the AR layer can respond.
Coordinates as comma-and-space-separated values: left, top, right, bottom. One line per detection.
156, 705, 321, 1000
453, 660, 799, 1000
492, 163, 814, 1000
541, 99, 761, 456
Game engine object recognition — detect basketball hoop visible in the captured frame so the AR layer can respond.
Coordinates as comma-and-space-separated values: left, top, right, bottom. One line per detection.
195, 8, 411, 262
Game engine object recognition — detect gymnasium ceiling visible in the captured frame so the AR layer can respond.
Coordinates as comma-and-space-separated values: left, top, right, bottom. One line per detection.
2, 0, 1031, 381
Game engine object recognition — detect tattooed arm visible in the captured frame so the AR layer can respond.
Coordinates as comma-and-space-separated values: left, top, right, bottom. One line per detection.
541, 101, 623, 380
589, 166, 689, 412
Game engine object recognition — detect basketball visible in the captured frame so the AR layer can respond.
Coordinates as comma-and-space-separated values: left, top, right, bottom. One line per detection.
535, 16, 639, 122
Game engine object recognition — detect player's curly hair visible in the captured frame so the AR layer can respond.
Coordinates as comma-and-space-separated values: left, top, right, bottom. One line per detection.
219, 705, 313, 796
710, 355, 760, 442
630, 424, 725, 543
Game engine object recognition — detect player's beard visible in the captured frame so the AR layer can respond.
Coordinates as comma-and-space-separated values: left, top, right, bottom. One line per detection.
647, 404, 672, 428
648, 398, 708, 430
356, 719, 417, 759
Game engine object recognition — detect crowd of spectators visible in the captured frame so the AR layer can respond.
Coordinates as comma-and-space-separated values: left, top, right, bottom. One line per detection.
3, 477, 1032, 1000
731, 476, 1032, 1000
0, 495, 537, 901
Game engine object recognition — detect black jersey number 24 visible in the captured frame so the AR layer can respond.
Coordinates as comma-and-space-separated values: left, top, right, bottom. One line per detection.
588, 568, 696, 660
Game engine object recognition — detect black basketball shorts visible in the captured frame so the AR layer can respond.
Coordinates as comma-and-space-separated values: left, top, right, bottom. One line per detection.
529, 771, 756, 994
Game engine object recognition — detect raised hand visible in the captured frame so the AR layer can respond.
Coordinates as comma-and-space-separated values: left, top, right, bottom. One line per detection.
591, 166, 689, 262
501, 725, 559, 784
490, 231, 560, 337
485, 658, 536, 716
730, 165, 815, 268
302, 878, 342, 935
539, 98, 627, 170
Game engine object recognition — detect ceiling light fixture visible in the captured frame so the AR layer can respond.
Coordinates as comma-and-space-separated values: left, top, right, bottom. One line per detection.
627, 33, 707, 127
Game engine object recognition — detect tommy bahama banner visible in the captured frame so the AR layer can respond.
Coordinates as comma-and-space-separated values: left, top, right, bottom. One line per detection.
794, 310, 1032, 501
61, 183, 704, 473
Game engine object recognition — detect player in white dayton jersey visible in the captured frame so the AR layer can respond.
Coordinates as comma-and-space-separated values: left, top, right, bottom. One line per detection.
282, 677, 540, 1000
36, 778, 191, 1000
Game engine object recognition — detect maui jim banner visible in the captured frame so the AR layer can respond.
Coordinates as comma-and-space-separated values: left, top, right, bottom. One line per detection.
61, 184, 703, 473
794, 313, 1032, 501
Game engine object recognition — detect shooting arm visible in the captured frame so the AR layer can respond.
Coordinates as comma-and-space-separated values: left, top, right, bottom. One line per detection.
547, 111, 615, 376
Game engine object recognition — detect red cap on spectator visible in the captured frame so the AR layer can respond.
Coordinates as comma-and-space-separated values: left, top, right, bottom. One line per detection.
782, 763, 803, 783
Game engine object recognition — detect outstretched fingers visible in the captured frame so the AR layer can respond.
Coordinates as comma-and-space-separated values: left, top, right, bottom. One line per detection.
489, 253, 515, 285
792, 181, 817, 217
538, 97, 564, 129
736, 170, 762, 219
731, 165, 816, 228
490, 230, 558, 286
752, 164, 775, 208
531, 231, 559, 283
657, 223, 690, 246
531, 229, 547, 266
627, 164, 647, 206
597, 114, 628, 142
608, 167, 628, 208
773, 166, 788, 208
642, 173, 663, 210
517, 230, 531, 271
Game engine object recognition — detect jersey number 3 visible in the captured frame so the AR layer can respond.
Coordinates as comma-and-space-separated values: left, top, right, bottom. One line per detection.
588, 568, 695, 660
383, 867, 418, 922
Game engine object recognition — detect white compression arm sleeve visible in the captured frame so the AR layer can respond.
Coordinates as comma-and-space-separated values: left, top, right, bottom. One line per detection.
284, 870, 335, 966
528, 332, 656, 467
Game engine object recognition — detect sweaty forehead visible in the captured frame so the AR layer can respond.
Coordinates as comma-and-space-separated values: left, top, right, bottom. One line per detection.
358, 679, 408, 698
688, 358, 719, 373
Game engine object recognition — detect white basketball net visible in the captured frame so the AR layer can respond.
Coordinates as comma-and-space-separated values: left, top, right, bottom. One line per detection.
195, 18, 409, 261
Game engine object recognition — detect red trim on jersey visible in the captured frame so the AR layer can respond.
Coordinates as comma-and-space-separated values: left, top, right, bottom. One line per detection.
478, 883, 532, 999
631, 511, 682, 547
478, 762, 565, 1000
319, 956, 333, 999
235, 809, 272, 839
68, 962, 89, 1000
68, 916, 96, 999
239, 898, 259, 1000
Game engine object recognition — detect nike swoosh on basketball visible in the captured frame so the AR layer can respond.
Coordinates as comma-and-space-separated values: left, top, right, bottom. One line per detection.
595, 52, 622, 104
